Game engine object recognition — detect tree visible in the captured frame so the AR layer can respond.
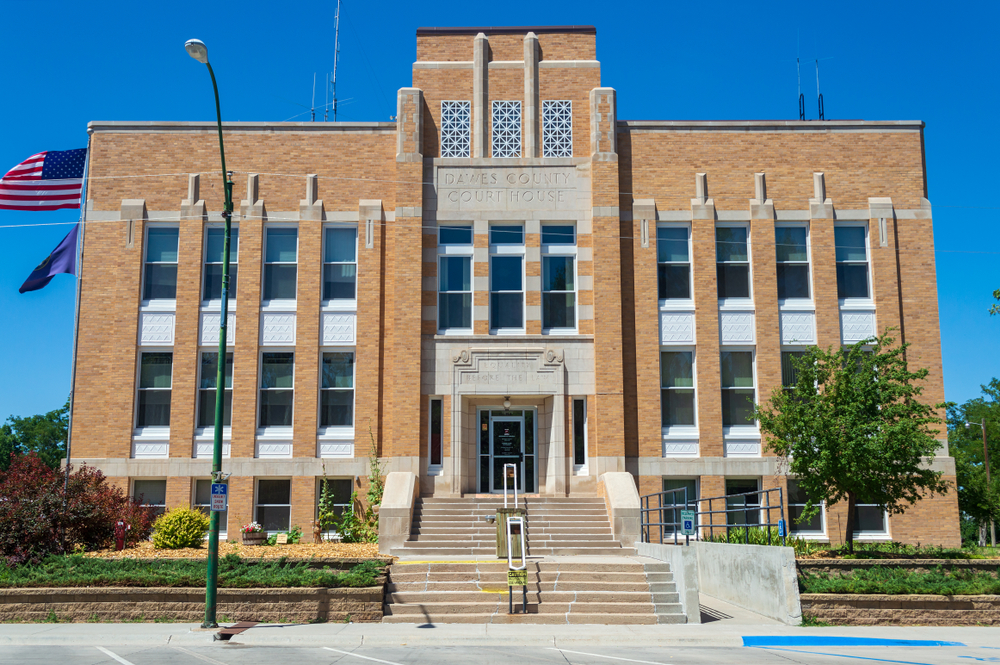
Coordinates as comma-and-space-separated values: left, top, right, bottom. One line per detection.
946, 380, 1000, 545
753, 330, 950, 552
0, 398, 69, 471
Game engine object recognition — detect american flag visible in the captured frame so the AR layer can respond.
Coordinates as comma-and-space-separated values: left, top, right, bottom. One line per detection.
0, 149, 87, 211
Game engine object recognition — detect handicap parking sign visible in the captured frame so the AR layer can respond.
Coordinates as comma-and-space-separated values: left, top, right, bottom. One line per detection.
680, 509, 696, 536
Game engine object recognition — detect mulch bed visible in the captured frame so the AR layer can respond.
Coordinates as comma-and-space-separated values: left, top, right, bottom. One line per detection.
83, 541, 384, 560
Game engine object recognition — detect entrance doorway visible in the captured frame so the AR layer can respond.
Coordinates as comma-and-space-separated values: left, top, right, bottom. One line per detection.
478, 408, 536, 493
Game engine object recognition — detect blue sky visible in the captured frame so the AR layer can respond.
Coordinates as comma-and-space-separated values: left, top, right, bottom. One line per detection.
0, 0, 997, 423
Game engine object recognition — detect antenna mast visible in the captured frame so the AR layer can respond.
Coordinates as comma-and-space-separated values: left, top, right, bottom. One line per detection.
330, 0, 342, 122
311, 73, 316, 122
815, 59, 825, 120
797, 58, 805, 120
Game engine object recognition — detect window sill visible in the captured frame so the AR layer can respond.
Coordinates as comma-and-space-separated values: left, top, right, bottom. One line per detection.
321, 300, 358, 311
194, 427, 232, 440
133, 427, 170, 439
659, 299, 695, 311
778, 300, 814, 311
261, 301, 297, 312
718, 299, 755, 311
256, 427, 293, 439
573, 465, 589, 476
426, 465, 444, 476
438, 328, 475, 336
140, 300, 177, 312
838, 300, 875, 310
490, 329, 528, 336
662, 426, 699, 439
790, 531, 828, 540
852, 533, 891, 541
201, 301, 238, 311
318, 427, 355, 439
542, 328, 578, 335
723, 426, 761, 439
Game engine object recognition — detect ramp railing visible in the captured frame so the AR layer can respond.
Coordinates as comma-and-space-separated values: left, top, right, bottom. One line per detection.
640, 486, 786, 546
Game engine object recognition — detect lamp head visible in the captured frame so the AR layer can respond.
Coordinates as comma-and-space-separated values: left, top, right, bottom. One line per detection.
185, 39, 209, 64
503, 396, 511, 410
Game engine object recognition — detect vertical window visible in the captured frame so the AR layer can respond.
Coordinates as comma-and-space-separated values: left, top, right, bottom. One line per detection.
775, 226, 810, 300
853, 502, 887, 535
143, 227, 178, 300
320, 352, 354, 427
133, 479, 166, 518
259, 352, 294, 427
490, 225, 525, 331
781, 351, 805, 391
657, 226, 691, 300
662, 478, 697, 534
725, 478, 760, 526
835, 226, 870, 299
440, 101, 471, 158
541, 225, 576, 331
491, 100, 522, 158
720, 351, 755, 427
137, 352, 172, 427
573, 398, 587, 467
323, 227, 357, 301
263, 227, 298, 301
438, 225, 473, 331
429, 398, 443, 467
317, 478, 354, 540
787, 479, 823, 534
256, 479, 291, 532
198, 352, 233, 428
203, 226, 238, 301
194, 479, 227, 533
660, 351, 695, 427
541, 100, 573, 158
716, 227, 750, 299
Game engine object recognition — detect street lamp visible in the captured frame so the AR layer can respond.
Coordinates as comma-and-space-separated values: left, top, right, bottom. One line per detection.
186, 37, 234, 629
965, 418, 995, 547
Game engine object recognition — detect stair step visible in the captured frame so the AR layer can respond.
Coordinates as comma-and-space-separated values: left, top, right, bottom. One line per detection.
381, 613, 659, 625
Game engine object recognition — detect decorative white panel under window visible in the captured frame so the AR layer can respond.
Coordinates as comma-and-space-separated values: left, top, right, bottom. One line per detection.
440, 101, 471, 158
322, 312, 356, 345
140, 312, 175, 346
841, 310, 877, 344
491, 100, 521, 158
541, 100, 572, 157
199, 312, 235, 346
660, 312, 695, 345
779, 311, 816, 345
260, 312, 296, 345
719, 311, 755, 344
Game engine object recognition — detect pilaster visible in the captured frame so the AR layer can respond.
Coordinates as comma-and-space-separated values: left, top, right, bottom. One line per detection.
523, 32, 540, 158
472, 33, 489, 159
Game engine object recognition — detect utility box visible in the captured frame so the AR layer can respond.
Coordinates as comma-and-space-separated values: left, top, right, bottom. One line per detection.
496, 508, 527, 559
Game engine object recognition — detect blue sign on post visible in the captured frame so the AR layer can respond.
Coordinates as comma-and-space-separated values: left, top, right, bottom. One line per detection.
778, 519, 786, 538
211, 483, 228, 512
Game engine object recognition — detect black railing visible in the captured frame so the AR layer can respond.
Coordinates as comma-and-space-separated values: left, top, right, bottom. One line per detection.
640, 487, 786, 546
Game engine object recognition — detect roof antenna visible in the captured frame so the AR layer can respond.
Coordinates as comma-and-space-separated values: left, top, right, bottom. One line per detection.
311, 73, 316, 122
324, 72, 330, 122
330, 0, 342, 122
797, 58, 805, 120
815, 59, 825, 121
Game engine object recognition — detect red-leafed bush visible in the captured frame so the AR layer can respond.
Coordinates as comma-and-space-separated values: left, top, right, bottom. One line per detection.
0, 454, 154, 566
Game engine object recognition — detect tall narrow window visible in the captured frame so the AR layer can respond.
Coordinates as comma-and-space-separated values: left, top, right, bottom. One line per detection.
835, 226, 870, 299
787, 479, 823, 534
263, 227, 298, 301
256, 479, 291, 532
137, 352, 172, 427
662, 479, 697, 534
542, 225, 576, 331
203, 226, 239, 301
429, 398, 443, 467
775, 226, 810, 300
720, 351, 755, 427
259, 352, 294, 427
438, 225, 473, 331
657, 226, 691, 300
726, 478, 760, 526
661, 351, 695, 427
440, 101, 471, 158
143, 227, 178, 300
194, 479, 227, 533
317, 478, 354, 540
323, 227, 357, 301
716, 227, 750, 299
573, 398, 587, 467
490, 225, 524, 331
133, 479, 167, 518
320, 352, 354, 427
781, 351, 805, 392
491, 100, 522, 158
198, 352, 233, 428
541, 100, 572, 157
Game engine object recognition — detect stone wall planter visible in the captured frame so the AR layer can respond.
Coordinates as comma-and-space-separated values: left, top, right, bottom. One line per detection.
242, 533, 267, 546
801, 593, 1000, 626
798, 559, 1000, 578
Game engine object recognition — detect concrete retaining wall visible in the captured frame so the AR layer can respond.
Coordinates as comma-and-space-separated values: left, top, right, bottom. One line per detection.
378, 472, 419, 554
0, 586, 384, 623
636, 542, 700, 623
600, 472, 641, 548
801, 593, 1000, 625
695, 541, 802, 625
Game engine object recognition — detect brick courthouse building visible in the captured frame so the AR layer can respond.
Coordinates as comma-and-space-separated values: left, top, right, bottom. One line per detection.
70, 25, 959, 546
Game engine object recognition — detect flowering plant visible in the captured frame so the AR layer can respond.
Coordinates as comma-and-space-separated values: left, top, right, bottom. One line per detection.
240, 522, 263, 534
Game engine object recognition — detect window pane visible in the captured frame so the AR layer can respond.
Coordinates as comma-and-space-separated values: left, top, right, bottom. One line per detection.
430, 399, 442, 465
200, 353, 233, 389
790, 505, 823, 532
195, 479, 212, 505
717, 264, 750, 299
140, 353, 173, 388
491, 256, 523, 291
137, 390, 171, 427
439, 293, 472, 329
573, 399, 585, 465
323, 264, 356, 300
257, 506, 290, 532
266, 228, 298, 262
835, 227, 867, 262
542, 292, 575, 329
662, 479, 697, 532
543, 256, 574, 291
541, 225, 575, 245
722, 389, 755, 427
259, 390, 293, 427
658, 264, 690, 300
657, 227, 689, 263
726, 481, 761, 525
264, 264, 297, 300
440, 256, 471, 292
198, 389, 232, 428
775, 227, 807, 263
258, 479, 291, 504
321, 390, 353, 426
324, 227, 357, 263
837, 264, 869, 299
661, 388, 695, 427
205, 227, 239, 263
491, 292, 523, 329
203, 264, 239, 301
490, 225, 524, 245
144, 264, 177, 300
322, 353, 354, 388
145, 228, 178, 262
439, 225, 473, 245
854, 505, 885, 533
133, 480, 166, 506
716, 227, 748, 262
261, 353, 294, 388
781, 352, 804, 388
660, 351, 693, 388
720, 352, 753, 388
777, 264, 810, 299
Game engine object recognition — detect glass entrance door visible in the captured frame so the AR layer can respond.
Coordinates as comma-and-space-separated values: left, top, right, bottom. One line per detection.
478, 408, 536, 494
490, 417, 523, 493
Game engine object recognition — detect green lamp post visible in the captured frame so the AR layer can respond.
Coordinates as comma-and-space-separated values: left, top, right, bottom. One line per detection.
185, 37, 233, 629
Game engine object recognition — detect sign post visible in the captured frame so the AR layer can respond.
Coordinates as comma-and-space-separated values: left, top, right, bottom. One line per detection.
680, 509, 696, 546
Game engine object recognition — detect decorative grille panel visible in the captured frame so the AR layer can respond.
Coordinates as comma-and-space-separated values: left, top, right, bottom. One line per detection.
542, 100, 573, 157
440, 101, 471, 158
491, 101, 521, 158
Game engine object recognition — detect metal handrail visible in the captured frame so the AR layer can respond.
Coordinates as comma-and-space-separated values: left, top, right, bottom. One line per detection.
506, 515, 527, 571
503, 462, 518, 509
639, 487, 786, 546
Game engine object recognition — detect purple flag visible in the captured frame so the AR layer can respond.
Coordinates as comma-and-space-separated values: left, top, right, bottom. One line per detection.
19, 224, 79, 293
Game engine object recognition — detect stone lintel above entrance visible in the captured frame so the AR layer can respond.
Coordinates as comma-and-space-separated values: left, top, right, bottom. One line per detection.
452, 346, 565, 395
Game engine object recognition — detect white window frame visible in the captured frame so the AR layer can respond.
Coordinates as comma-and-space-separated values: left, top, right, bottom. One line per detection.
852, 503, 891, 540
255, 478, 292, 535
321, 223, 358, 310
541, 100, 573, 158
131, 478, 167, 518
541, 223, 578, 334
262, 224, 298, 309
141, 224, 179, 310
774, 221, 812, 308
316, 476, 355, 540
786, 478, 826, 539
257, 349, 295, 433
780, 346, 808, 391
428, 397, 444, 474
572, 397, 588, 474
660, 347, 698, 439
437, 224, 474, 335
725, 476, 762, 526
202, 223, 239, 308
135, 348, 173, 434
656, 223, 694, 310
318, 347, 356, 436
720, 346, 758, 437
193, 478, 228, 540
440, 100, 471, 158
835, 222, 874, 308
195, 348, 233, 435
662, 477, 699, 534
489, 224, 526, 335
716, 222, 753, 308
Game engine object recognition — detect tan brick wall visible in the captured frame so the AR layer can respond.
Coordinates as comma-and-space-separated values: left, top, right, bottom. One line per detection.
751, 216, 781, 455
231, 219, 261, 458
164, 476, 191, 511
416, 32, 595, 62
294, 222, 321, 459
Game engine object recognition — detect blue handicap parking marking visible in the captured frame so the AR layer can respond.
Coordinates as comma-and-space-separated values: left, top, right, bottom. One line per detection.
742, 636, 965, 648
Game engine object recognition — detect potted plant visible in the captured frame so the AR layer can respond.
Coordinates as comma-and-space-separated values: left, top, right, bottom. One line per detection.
241, 522, 266, 546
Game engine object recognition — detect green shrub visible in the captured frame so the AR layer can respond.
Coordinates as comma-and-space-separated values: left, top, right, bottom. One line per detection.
151, 508, 210, 549
266, 525, 303, 546
799, 565, 1000, 595
703, 527, 819, 557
